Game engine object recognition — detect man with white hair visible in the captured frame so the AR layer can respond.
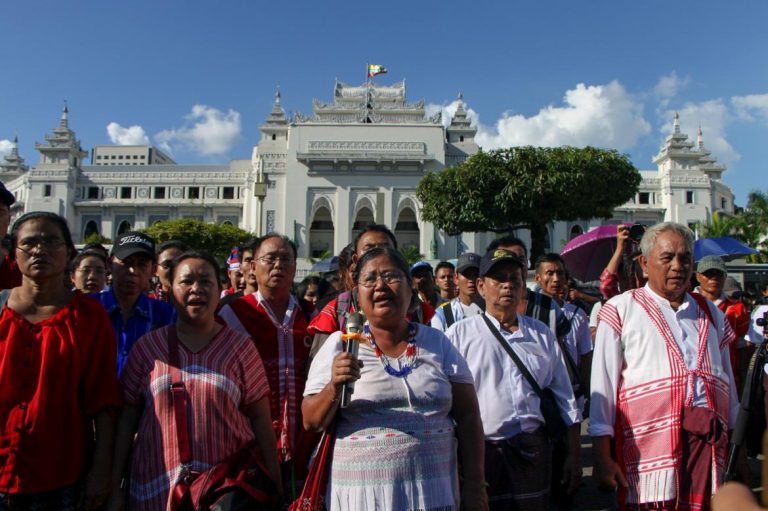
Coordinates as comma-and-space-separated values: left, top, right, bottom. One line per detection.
590, 222, 738, 510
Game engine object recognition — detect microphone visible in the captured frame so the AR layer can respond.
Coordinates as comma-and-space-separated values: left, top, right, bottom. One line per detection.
340, 312, 365, 408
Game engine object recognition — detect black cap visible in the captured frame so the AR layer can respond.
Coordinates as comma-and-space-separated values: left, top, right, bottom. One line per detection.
479, 248, 526, 277
0, 182, 15, 207
456, 252, 481, 274
111, 231, 156, 260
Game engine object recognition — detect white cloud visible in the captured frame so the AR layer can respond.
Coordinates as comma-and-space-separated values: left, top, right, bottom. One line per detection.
106, 122, 149, 145
475, 81, 651, 151
732, 93, 768, 123
155, 105, 241, 156
654, 71, 690, 99
0, 139, 12, 159
662, 99, 739, 165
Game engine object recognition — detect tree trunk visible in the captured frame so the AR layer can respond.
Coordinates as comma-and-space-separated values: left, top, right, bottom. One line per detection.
529, 222, 548, 267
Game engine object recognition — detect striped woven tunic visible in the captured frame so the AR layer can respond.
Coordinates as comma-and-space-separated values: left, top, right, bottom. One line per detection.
121, 325, 269, 511
305, 324, 474, 511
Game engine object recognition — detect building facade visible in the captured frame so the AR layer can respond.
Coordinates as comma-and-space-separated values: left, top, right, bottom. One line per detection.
0, 80, 736, 266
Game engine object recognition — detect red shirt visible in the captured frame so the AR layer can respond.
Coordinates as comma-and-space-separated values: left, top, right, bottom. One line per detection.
0, 254, 21, 291
0, 292, 121, 493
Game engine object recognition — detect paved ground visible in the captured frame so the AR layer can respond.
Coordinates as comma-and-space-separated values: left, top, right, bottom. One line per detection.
574, 422, 764, 511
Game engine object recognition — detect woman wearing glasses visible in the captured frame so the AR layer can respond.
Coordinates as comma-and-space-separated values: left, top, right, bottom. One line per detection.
70, 249, 108, 293
302, 246, 488, 511
0, 212, 121, 510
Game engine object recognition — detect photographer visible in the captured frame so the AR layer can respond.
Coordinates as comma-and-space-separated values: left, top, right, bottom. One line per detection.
598, 224, 646, 300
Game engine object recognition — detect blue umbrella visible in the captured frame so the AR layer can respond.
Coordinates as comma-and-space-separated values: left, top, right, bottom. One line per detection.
310, 256, 339, 273
694, 236, 758, 262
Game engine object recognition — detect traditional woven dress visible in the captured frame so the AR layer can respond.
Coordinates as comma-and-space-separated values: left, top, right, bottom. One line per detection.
305, 324, 474, 511
121, 325, 268, 511
590, 286, 739, 510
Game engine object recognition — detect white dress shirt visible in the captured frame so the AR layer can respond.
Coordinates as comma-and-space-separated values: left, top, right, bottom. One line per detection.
446, 312, 581, 441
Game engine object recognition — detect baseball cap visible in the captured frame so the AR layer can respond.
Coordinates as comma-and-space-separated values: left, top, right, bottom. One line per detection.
697, 255, 727, 275
410, 261, 433, 275
111, 231, 156, 260
456, 252, 481, 274
479, 248, 526, 277
0, 182, 15, 207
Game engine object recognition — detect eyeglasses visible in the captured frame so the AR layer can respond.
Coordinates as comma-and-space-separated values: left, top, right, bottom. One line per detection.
257, 254, 294, 266
358, 271, 404, 288
16, 236, 67, 253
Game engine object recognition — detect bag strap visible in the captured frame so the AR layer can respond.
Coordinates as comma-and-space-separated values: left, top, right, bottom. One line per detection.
168, 326, 193, 466
555, 313, 584, 398
444, 301, 455, 328
481, 314, 546, 399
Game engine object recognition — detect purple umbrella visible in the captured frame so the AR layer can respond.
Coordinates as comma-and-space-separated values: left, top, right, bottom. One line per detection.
560, 224, 634, 281
694, 236, 758, 262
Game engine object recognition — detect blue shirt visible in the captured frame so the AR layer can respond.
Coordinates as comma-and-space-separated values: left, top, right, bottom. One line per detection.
93, 288, 176, 375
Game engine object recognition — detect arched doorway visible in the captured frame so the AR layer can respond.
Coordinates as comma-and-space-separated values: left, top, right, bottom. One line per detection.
116, 220, 132, 237
83, 220, 99, 241
569, 224, 584, 241
395, 207, 419, 249
352, 206, 375, 237
309, 206, 334, 258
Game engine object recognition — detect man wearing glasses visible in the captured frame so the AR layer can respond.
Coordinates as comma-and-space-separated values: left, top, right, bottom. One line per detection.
219, 233, 316, 492
93, 231, 175, 375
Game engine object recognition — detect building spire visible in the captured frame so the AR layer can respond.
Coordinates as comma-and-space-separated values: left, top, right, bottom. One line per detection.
60, 100, 69, 129
275, 86, 281, 106
11, 136, 18, 158
697, 126, 704, 149
673, 111, 680, 134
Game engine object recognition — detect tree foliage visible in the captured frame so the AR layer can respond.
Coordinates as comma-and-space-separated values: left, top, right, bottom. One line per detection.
399, 245, 424, 266
82, 232, 112, 245
417, 146, 641, 260
141, 219, 255, 264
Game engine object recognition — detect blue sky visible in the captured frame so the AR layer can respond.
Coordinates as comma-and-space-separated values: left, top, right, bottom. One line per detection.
2, 1, 767, 206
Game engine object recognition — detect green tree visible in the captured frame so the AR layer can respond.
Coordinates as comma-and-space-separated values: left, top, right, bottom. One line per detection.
141, 219, 255, 263
82, 232, 112, 245
399, 245, 424, 266
416, 146, 641, 261
697, 211, 740, 238
735, 191, 768, 262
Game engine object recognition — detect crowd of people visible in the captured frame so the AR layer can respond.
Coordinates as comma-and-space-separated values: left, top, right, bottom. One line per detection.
1, 177, 767, 510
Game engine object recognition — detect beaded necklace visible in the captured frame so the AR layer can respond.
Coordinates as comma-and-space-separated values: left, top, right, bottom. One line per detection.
363, 322, 418, 378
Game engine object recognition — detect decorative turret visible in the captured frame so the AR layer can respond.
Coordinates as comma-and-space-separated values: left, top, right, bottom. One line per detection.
34, 103, 87, 168
695, 127, 726, 180
653, 112, 695, 168
259, 88, 289, 143
0, 136, 29, 179
295, 80, 441, 124
445, 93, 478, 166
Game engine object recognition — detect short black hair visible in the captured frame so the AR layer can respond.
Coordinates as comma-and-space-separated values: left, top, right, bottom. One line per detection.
253, 233, 297, 260
353, 224, 398, 252
10, 211, 76, 262
168, 250, 223, 290
296, 275, 328, 301
435, 261, 455, 274
534, 253, 566, 273
486, 235, 527, 257
72, 249, 107, 270
82, 242, 109, 259
157, 239, 189, 255
338, 243, 355, 275
353, 246, 410, 284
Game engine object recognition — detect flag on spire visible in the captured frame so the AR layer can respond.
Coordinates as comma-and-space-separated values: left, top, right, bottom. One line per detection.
367, 64, 387, 78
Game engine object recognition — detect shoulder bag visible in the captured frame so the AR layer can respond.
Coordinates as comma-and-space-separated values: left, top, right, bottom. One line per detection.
481, 314, 569, 440
168, 326, 280, 511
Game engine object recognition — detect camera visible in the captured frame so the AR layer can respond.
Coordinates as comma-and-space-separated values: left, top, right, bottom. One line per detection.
628, 224, 646, 243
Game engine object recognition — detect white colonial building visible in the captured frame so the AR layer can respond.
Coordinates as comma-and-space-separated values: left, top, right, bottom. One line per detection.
0, 79, 735, 265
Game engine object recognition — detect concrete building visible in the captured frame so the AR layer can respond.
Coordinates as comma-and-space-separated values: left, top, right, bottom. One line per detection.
91, 145, 175, 166
0, 79, 736, 266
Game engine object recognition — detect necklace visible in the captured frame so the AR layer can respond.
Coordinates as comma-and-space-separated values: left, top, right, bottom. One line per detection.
363, 322, 418, 378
